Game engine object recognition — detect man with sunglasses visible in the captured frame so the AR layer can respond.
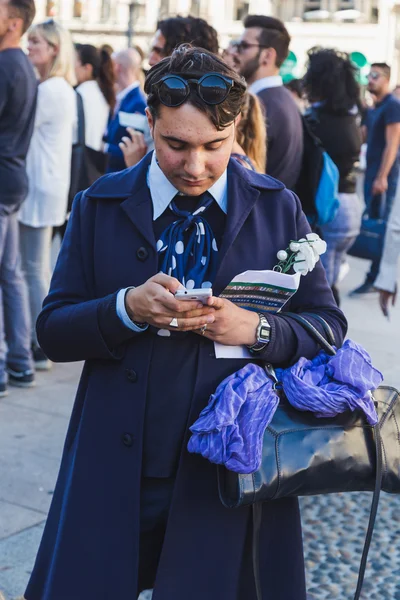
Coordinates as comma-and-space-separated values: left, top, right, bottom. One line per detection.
351, 62, 400, 295
25, 45, 346, 600
234, 14, 303, 189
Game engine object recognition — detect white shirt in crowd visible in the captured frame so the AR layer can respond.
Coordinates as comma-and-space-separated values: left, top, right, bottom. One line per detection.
248, 75, 283, 95
375, 178, 400, 293
76, 79, 110, 152
19, 76, 77, 229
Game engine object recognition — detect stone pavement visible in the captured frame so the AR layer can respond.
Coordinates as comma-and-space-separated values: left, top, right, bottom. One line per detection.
0, 256, 399, 600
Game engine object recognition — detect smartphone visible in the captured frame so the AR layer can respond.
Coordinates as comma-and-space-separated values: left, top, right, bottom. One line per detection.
175, 288, 212, 304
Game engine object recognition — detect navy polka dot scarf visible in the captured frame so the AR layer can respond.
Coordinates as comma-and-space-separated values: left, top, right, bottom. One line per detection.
157, 193, 218, 289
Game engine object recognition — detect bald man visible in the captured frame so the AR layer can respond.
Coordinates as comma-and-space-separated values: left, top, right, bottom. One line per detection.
104, 48, 147, 173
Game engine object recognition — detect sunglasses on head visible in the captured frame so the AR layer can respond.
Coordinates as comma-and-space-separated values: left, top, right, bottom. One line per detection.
152, 73, 235, 107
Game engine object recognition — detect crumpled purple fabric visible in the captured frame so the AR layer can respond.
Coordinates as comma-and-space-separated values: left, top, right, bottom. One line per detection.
188, 339, 382, 474
276, 339, 382, 426
187, 363, 279, 474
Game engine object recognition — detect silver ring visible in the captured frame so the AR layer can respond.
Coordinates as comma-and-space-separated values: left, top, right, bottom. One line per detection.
169, 317, 179, 328
200, 324, 207, 335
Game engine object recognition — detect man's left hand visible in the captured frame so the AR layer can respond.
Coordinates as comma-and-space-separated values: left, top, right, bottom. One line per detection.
196, 296, 259, 346
372, 175, 388, 196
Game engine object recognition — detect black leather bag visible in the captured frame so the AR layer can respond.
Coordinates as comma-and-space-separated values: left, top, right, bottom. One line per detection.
217, 313, 400, 600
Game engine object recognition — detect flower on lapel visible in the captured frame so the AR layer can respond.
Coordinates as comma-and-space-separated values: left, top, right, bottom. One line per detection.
275, 233, 327, 276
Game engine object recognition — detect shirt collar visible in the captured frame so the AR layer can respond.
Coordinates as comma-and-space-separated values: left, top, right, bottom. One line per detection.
249, 75, 283, 95
147, 151, 228, 220
116, 80, 140, 104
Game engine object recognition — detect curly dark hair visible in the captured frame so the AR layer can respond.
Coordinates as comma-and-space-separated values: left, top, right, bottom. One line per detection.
145, 45, 246, 130
157, 15, 219, 57
303, 47, 361, 114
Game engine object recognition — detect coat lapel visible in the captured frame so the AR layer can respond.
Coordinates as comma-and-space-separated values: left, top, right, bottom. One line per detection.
214, 161, 260, 288
120, 183, 156, 249
86, 153, 156, 250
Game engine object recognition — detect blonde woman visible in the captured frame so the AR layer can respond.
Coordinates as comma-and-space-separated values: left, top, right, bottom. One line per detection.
231, 91, 267, 173
19, 19, 77, 369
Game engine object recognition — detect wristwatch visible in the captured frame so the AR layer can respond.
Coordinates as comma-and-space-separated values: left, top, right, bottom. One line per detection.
247, 313, 271, 353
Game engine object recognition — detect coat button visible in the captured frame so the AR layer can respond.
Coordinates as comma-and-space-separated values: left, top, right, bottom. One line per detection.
126, 368, 137, 382
136, 246, 148, 261
122, 432, 134, 447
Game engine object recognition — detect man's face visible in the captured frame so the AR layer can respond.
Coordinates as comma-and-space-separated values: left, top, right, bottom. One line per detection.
234, 27, 264, 82
148, 30, 166, 67
367, 68, 389, 96
147, 103, 236, 196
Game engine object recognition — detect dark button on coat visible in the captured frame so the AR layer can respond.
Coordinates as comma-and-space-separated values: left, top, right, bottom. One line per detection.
25, 154, 347, 600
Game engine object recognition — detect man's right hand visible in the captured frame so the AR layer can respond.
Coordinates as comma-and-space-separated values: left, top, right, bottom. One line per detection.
125, 274, 216, 331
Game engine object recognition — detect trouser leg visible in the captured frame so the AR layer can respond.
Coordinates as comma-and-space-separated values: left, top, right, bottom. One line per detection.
19, 223, 52, 347
1, 214, 33, 371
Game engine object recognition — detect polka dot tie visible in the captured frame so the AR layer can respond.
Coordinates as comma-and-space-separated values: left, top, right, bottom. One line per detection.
157, 192, 218, 289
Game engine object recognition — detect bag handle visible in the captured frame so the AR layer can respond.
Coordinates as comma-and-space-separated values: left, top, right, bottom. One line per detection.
283, 311, 336, 355
251, 312, 383, 600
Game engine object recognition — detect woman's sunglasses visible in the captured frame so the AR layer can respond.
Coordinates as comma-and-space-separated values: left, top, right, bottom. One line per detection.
152, 73, 234, 107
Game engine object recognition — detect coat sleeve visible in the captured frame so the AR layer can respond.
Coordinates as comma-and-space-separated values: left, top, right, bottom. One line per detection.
36, 191, 142, 363
257, 192, 348, 367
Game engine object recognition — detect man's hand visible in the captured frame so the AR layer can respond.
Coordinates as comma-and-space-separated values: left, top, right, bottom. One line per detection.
196, 296, 259, 346
377, 286, 397, 318
125, 274, 216, 331
119, 127, 148, 168
372, 175, 388, 196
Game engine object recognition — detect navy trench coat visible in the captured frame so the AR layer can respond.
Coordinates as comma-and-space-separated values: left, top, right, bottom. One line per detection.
26, 155, 347, 600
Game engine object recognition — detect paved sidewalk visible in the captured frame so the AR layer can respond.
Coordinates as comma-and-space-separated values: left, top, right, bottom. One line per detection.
0, 257, 399, 600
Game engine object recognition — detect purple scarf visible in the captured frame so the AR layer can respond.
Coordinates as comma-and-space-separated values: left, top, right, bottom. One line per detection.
188, 340, 383, 474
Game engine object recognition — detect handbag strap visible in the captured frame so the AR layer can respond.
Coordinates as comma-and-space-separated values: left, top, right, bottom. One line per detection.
251, 312, 384, 600
283, 312, 336, 355
75, 90, 85, 148
251, 425, 383, 600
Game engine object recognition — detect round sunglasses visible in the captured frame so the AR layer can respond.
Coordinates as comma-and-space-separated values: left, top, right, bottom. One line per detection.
152, 73, 235, 107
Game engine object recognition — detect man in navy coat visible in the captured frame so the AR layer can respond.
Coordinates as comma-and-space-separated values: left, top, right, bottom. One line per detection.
104, 48, 147, 173
26, 46, 347, 600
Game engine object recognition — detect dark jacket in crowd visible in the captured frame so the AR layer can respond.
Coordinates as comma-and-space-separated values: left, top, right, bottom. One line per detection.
309, 107, 362, 194
104, 84, 146, 173
26, 155, 346, 600
256, 85, 303, 190
0, 48, 37, 213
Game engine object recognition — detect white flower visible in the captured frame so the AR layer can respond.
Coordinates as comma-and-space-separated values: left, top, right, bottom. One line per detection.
277, 249, 288, 261
293, 241, 318, 275
306, 233, 327, 257
289, 241, 300, 252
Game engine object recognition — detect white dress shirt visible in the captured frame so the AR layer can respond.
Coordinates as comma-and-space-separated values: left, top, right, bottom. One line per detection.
117, 151, 228, 331
19, 77, 77, 228
375, 180, 400, 293
76, 80, 110, 151
249, 75, 283, 96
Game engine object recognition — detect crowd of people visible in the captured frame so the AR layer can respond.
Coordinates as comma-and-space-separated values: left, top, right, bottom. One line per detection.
0, 1, 399, 388
1, 0, 400, 598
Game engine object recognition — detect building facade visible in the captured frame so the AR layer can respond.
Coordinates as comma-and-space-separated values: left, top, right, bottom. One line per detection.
33, 0, 400, 80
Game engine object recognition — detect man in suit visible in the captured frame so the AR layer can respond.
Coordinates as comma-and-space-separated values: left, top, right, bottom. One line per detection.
26, 46, 346, 600
234, 15, 303, 189
104, 48, 147, 172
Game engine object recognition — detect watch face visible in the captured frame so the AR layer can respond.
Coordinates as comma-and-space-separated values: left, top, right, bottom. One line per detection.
259, 325, 271, 343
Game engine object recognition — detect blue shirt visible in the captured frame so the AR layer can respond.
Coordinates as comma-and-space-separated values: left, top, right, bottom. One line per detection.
364, 94, 400, 179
